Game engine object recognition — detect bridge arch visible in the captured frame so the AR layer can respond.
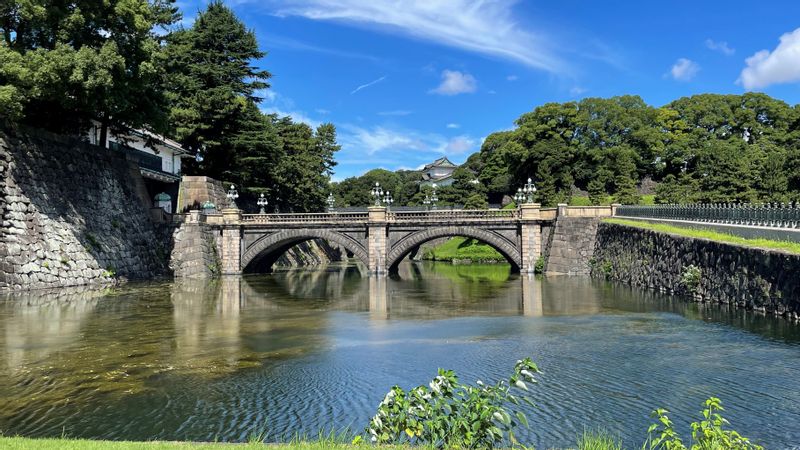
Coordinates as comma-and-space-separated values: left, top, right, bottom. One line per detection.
387, 226, 521, 272
241, 229, 369, 272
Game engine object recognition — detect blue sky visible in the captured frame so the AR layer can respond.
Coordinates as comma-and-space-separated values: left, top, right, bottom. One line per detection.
176, 0, 800, 180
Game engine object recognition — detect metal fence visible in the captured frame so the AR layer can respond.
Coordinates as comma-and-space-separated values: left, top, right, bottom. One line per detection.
616, 204, 800, 229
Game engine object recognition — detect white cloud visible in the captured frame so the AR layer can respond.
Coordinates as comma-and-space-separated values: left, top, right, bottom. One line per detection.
739, 27, 800, 90
705, 39, 735, 56
351, 75, 387, 94
340, 125, 427, 155
315, 108, 331, 114
670, 58, 700, 81
440, 136, 476, 155
506, 75, 519, 81
569, 86, 588, 97
487, 90, 497, 95
429, 70, 477, 95
339, 125, 477, 157
265, 0, 564, 72
446, 123, 460, 129
377, 110, 413, 116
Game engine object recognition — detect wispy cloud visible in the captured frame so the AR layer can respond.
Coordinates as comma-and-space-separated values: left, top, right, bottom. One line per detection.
351, 75, 387, 94
739, 27, 800, 90
705, 39, 735, 56
338, 125, 478, 157
446, 123, 460, 129
263, 33, 381, 62
506, 75, 519, 81
264, 0, 565, 72
569, 86, 588, 97
315, 108, 331, 115
429, 70, 477, 95
259, 90, 323, 127
377, 110, 413, 116
669, 58, 700, 81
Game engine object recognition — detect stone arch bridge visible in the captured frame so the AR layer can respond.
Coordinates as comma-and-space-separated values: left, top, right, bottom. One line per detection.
193, 204, 615, 275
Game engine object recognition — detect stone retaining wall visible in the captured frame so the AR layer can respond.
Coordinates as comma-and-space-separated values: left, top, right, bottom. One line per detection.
545, 217, 601, 275
0, 125, 169, 289
591, 222, 800, 319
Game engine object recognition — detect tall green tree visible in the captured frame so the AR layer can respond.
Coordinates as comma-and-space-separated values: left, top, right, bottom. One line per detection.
0, 0, 179, 138
164, 0, 270, 178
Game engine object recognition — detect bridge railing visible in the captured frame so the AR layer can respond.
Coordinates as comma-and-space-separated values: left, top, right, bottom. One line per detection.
388, 209, 519, 222
616, 203, 800, 229
241, 212, 369, 224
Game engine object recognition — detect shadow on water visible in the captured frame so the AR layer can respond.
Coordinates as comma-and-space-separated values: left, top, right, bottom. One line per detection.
0, 261, 799, 447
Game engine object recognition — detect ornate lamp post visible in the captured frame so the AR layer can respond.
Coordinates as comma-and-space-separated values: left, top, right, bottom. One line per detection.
430, 183, 438, 210
257, 193, 268, 214
383, 190, 394, 210
326, 193, 336, 212
371, 182, 384, 207
423, 194, 431, 211
226, 184, 239, 208
514, 188, 526, 207
523, 177, 537, 204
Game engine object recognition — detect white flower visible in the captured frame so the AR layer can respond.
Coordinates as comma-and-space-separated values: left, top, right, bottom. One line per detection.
476, 380, 484, 386
521, 369, 537, 381
514, 379, 528, 391
371, 436, 377, 443
493, 411, 504, 422
369, 428, 377, 436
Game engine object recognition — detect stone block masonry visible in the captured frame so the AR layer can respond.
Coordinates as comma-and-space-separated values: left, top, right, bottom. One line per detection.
545, 217, 601, 275
591, 222, 800, 319
0, 125, 169, 289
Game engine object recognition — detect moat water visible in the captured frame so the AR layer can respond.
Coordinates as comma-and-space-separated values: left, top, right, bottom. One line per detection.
1, 262, 799, 448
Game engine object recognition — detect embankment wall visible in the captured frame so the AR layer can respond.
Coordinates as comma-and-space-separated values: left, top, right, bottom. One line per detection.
0, 125, 169, 289
591, 222, 800, 319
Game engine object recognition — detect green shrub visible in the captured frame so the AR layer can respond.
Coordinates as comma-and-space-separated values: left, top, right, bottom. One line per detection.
645, 397, 762, 450
102, 266, 116, 278
534, 255, 545, 274
365, 358, 541, 448
680, 265, 702, 294
601, 260, 614, 278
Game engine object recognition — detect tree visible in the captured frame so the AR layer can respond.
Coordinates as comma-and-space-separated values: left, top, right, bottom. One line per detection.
164, 0, 270, 178
0, 0, 179, 138
463, 193, 489, 209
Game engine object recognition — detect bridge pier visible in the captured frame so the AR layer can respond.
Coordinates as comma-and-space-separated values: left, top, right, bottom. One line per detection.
221, 208, 243, 275
367, 206, 389, 275
519, 203, 542, 273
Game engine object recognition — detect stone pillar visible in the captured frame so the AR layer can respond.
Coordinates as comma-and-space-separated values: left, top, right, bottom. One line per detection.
220, 209, 242, 275
188, 209, 201, 224
519, 203, 542, 273
367, 206, 388, 275
610, 203, 621, 217
557, 203, 568, 218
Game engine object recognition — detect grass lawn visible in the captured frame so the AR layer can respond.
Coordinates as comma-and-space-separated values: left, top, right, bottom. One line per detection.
604, 218, 800, 255
0, 437, 375, 450
422, 236, 505, 262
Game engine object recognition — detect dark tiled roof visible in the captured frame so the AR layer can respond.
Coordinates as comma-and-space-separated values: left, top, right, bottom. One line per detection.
423, 156, 457, 170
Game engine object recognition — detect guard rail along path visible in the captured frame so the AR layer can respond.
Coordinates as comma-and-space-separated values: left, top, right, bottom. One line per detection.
189, 204, 607, 275
617, 203, 800, 229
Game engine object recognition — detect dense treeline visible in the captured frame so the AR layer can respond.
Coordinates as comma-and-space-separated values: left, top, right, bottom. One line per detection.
478, 93, 800, 206
334, 93, 800, 208
0, 0, 338, 212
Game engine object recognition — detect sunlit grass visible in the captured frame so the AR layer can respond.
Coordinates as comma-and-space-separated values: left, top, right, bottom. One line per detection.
422, 236, 506, 262
604, 218, 800, 254
576, 429, 623, 450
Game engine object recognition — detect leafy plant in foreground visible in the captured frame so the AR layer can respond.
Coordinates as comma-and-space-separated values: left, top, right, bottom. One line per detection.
364, 358, 541, 448
645, 397, 762, 450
